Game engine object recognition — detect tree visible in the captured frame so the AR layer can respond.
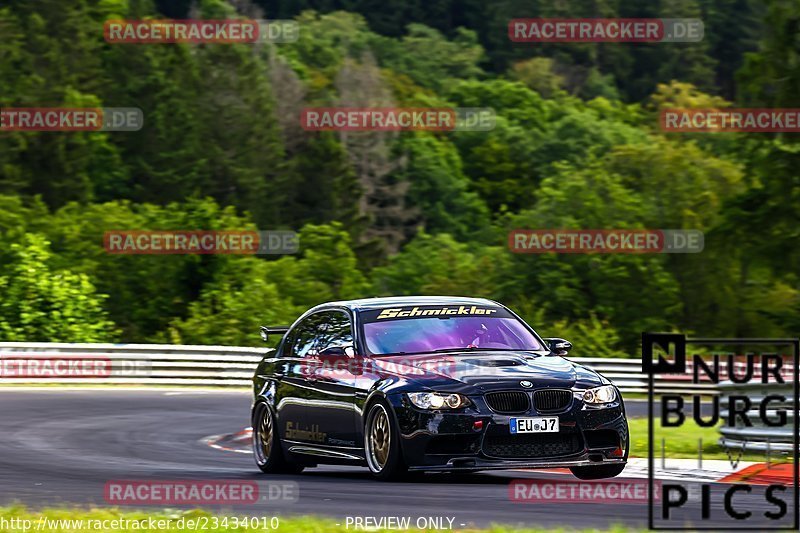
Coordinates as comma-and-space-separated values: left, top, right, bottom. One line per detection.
372, 232, 512, 300
372, 24, 485, 91
548, 313, 629, 359
99, 27, 211, 204
507, 161, 683, 350
397, 132, 490, 240
445, 79, 549, 213
0, 234, 117, 342
737, 0, 800, 108
0, 3, 127, 207
167, 259, 298, 346
193, 42, 289, 227
262, 223, 372, 310
276, 10, 376, 84
729, 0, 800, 336
267, 48, 361, 230
44, 198, 257, 341
508, 57, 565, 98
335, 53, 417, 257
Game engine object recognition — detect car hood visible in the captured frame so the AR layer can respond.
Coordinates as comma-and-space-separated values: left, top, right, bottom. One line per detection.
369, 351, 605, 393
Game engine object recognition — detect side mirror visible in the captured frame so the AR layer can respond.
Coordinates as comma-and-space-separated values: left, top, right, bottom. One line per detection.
543, 337, 572, 356
260, 325, 289, 343
319, 346, 348, 358
317, 345, 356, 367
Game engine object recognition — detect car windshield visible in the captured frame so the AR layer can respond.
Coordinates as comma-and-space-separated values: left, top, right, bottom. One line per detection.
360, 305, 543, 355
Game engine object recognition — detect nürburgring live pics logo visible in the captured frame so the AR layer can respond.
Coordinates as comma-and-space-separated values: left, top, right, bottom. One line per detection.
643, 333, 799, 530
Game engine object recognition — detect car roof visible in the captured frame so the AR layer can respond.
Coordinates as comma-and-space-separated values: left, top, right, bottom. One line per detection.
309, 296, 502, 313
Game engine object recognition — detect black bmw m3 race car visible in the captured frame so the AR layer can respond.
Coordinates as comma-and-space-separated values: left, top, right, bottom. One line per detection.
251, 296, 628, 480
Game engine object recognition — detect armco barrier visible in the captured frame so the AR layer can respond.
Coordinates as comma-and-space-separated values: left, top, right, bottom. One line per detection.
718, 380, 796, 453
0, 342, 713, 394
0, 342, 264, 386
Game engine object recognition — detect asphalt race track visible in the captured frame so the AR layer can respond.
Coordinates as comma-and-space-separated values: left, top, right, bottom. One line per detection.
0, 390, 792, 530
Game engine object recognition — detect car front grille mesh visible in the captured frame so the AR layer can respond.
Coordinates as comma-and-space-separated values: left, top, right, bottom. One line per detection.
483, 433, 582, 458
484, 391, 529, 414
533, 389, 572, 412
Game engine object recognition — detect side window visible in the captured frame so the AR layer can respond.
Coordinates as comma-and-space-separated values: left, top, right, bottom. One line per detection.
314, 311, 354, 354
288, 315, 323, 358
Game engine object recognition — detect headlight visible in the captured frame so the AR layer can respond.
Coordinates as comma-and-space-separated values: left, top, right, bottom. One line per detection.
582, 385, 617, 404
407, 392, 470, 410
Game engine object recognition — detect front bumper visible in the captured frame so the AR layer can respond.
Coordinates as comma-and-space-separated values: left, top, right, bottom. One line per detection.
407, 456, 627, 472
388, 391, 628, 472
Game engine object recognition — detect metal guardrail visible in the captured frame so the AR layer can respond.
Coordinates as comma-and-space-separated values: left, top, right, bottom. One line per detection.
0, 342, 713, 394
0, 342, 265, 386
718, 380, 796, 453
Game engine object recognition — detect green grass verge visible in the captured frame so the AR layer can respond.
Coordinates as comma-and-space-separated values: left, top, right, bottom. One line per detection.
0, 507, 642, 533
628, 417, 791, 462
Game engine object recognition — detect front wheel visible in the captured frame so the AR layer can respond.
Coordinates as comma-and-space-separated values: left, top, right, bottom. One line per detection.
569, 463, 626, 479
252, 403, 304, 474
364, 401, 408, 480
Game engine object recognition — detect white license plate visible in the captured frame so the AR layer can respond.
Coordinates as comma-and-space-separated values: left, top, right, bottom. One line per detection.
510, 417, 559, 434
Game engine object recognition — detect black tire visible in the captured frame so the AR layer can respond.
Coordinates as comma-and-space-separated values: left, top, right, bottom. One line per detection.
364, 400, 408, 481
569, 463, 626, 480
252, 402, 304, 474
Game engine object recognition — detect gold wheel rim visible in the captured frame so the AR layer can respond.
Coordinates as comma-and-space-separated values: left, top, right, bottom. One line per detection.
369, 406, 390, 470
258, 408, 273, 461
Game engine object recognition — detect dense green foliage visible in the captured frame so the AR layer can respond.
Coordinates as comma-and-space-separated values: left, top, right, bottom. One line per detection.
1, 0, 798, 354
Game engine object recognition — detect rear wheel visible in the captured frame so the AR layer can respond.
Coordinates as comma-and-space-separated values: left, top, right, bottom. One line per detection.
252, 402, 304, 474
364, 401, 408, 480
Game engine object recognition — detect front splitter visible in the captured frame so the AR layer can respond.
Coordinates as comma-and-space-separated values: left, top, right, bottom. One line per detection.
408, 457, 627, 472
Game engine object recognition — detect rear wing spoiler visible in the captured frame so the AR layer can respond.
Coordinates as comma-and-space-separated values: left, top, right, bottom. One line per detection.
260, 325, 290, 342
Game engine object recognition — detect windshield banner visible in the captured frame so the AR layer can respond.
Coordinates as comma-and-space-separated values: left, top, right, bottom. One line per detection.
361, 305, 512, 323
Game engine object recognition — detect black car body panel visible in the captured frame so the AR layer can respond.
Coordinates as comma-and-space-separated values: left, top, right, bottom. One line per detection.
252, 296, 628, 473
